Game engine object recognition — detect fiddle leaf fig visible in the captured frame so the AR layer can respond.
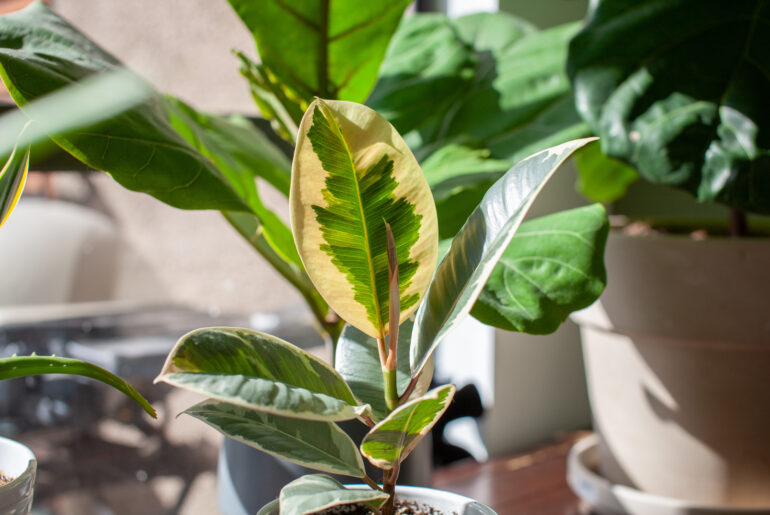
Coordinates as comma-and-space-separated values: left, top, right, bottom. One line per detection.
567, 0, 770, 213
156, 328, 365, 422
291, 99, 438, 339
186, 402, 365, 478
472, 204, 609, 334
227, 0, 412, 103
410, 138, 596, 378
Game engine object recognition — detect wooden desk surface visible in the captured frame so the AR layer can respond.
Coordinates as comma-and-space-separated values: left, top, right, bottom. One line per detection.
432, 435, 587, 514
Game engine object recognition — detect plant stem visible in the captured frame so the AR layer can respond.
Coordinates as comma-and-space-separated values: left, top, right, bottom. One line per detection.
363, 475, 383, 492
380, 464, 400, 515
383, 366, 399, 412
730, 208, 748, 237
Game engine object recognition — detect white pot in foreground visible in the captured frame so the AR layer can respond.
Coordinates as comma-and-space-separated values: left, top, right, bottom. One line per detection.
257, 485, 496, 515
0, 436, 36, 515
572, 230, 770, 508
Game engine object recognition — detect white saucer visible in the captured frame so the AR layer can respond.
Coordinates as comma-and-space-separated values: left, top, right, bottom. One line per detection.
566, 435, 770, 515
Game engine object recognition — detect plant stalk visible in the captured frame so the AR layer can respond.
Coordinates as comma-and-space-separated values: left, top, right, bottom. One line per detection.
383, 366, 399, 412
380, 464, 400, 515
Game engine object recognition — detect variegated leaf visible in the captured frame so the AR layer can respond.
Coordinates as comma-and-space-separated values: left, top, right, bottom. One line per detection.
186, 401, 365, 478
291, 99, 438, 339
0, 145, 29, 229
279, 475, 388, 515
156, 327, 364, 421
410, 138, 596, 378
360, 385, 455, 470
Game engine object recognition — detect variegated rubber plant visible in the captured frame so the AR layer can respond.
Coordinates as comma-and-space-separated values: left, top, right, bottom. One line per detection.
156, 98, 596, 515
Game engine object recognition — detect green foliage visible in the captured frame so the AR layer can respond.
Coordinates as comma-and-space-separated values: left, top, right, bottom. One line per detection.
574, 142, 639, 203
0, 355, 155, 418
279, 475, 389, 515
567, 0, 770, 214
472, 204, 609, 334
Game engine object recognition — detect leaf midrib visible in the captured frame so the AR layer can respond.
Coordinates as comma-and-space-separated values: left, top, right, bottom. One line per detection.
319, 102, 385, 337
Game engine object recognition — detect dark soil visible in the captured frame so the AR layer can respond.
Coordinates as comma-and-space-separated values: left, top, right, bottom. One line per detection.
314, 500, 454, 515
0, 471, 13, 486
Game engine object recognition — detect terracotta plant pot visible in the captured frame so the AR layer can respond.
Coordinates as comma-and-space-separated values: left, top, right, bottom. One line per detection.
0, 436, 36, 515
257, 485, 495, 515
572, 230, 770, 508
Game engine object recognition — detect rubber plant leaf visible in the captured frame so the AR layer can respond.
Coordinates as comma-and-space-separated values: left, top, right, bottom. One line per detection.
156, 327, 366, 422
291, 99, 438, 339
0, 145, 29, 229
472, 204, 609, 334
335, 319, 433, 422
0, 2, 250, 212
226, 0, 412, 103
567, 0, 770, 213
410, 138, 596, 378
279, 475, 388, 515
360, 384, 455, 470
186, 401, 365, 478
0, 355, 155, 418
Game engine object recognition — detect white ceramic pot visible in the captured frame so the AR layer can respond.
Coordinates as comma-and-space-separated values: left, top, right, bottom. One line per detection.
257, 485, 496, 515
572, 231, 770, 508
0, 436, 36, 515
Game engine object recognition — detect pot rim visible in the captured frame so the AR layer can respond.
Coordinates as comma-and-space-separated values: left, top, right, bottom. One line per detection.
0, 436, 36, 493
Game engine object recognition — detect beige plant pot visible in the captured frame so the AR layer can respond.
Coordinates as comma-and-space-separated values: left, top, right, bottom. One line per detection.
572, 230, 770, 508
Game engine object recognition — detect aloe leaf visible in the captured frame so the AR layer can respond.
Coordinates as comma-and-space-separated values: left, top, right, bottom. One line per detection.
410, 138, 596, 378
227, 0, 412, 103
472, 204, 609, 334
360, 385, 455, 469
279, 475, 388, 515
186, 401, 365, 478
0, 355, 155, 418
291, 99, 438, 339
156, 327, 364, 422
0, 145, 29, 229
567, 0, 770, 213
335, 320, 433, 422
0, 2, 250, 212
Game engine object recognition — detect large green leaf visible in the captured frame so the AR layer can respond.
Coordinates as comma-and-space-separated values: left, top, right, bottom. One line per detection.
472, 204, 608, 334
410, 138, 596, 378
227, 0, 412, 102
0, 355, 155, 418
186, 401, 365, 478
567, 0, 770, 213
279, 475, 388, 515
156, 327, 364, 421
335, 320, 433, 422
0, 2, 249, 212
291, 99, 438, 339
360, 385, 455, 470
574, 141, 639, 203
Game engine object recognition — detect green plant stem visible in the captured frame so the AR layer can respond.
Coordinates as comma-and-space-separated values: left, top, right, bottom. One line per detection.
383, 366, 399, 412
363, 475, 383, 492
380, 464, 400, 515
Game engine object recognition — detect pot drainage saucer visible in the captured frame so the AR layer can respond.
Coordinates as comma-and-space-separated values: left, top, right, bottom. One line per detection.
566, 435, 770, 515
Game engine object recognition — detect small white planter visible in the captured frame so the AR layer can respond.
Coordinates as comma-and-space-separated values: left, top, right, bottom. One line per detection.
572, 230, 770, 508
0, 436, 36, 515
257, 485, 496, 514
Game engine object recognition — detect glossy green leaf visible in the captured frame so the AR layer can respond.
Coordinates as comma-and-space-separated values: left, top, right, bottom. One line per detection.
410, 138, 596, 378
0, 145, 29, 229
279, 475, 388, 515
567, 0, 770, 213
335, 320, 433, 422
575, 141, 639, 203
186, 401, 365, 478
156, 327, 364, 421
472, 204, 608, 334
361, 385, 455, 469
291, 99, 438, 339
227, 0, 412, 102
0, 355, 155, 418
0, 2, 250, 212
